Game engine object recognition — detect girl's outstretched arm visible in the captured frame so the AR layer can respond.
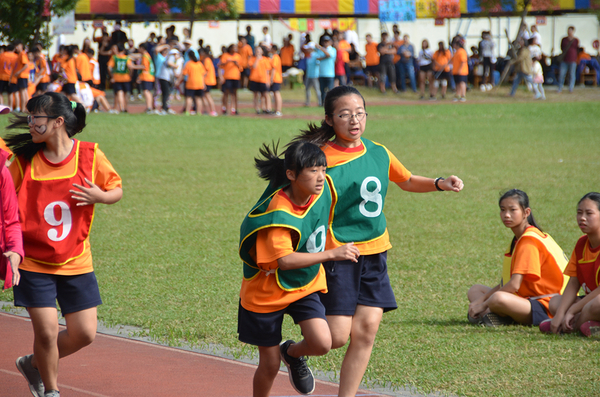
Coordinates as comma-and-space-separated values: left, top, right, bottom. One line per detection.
551, 277, 581, 334
70, 178, 122, 206
277, 243, 360, 271
397, 175, 463, 193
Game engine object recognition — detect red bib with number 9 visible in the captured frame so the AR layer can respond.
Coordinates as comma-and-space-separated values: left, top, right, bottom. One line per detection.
16, 140, 97, 266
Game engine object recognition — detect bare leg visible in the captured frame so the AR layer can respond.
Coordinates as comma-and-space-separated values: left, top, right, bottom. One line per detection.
185, 97, 193, 113
253, 346, 280, 397
195, 96, 203, 114
286, 318, 331, 358
576, 295, 600, 329
486, 291, 532, 324
328, 305, 383, 397
144, 89, 153, 110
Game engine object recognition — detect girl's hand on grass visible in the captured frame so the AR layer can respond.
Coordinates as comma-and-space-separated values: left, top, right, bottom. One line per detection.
442, 175, 464, 192
563, 311, 576, 331
468, 302, 485, 319
5, 251, 21, 286
550, 315, 563, 334
71, 178, 106, 206
331, 243, 360, 263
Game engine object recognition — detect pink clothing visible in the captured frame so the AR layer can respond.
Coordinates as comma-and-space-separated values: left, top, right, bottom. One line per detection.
0, 150, 24, 290
335, 50, 346, 76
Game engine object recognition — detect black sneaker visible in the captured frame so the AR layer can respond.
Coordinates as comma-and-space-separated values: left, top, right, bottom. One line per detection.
279, 340, 315, 395
16, 355, 45, 397
481, 313, 515, 327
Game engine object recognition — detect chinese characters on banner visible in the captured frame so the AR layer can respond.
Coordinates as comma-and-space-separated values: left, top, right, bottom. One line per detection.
290, 17, 355, 32
436, 0, 460, 17
416, 0, 437, 18
379, 0, 417, 22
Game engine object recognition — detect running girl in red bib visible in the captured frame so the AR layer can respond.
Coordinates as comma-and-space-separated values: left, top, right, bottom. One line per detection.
468, 189, 568, 327
292, 85, 463, 397
6, 92, 122, 397
542, 192, 600, 336
238, 140, 359, 396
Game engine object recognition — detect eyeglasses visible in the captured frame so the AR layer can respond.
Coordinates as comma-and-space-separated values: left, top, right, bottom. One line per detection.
27, 115, 56, 125
333, 112, 368, 122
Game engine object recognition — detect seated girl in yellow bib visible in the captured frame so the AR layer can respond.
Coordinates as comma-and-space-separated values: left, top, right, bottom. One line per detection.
467, 189, 569, 327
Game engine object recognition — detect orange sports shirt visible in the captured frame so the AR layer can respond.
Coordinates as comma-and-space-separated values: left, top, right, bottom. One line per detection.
139, 53, 155, 82
35, 56, 50, 83
10, 143, 122, 276
564, 238, 600, 277
271, 54, 282, 84
62, 57, 78, 84
280, 44, 295, 67
238, 44, 253, 69
76, 53, 92, 82
452, 48, 468, 76
0, 52, 17, 81
393, 39, 404, 64
182, 60, 206, 90
249, 56, 272, 84
220, 53, 242, 80
15, 52, 30, 79
107, 55, 133, 83
509, 227, 565, 312
365, 42, 379, 66
338, 40, 351, 63
432, 50, 452, 72
239, 190, 328, 313
322, 141, 411, 255
203, 58, 217, 86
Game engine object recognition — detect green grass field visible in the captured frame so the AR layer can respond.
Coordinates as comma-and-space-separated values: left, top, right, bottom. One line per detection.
1, 93, 599, 396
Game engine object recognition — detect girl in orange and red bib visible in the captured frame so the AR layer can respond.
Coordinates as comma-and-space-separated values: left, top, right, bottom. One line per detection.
6, 92, 122, 397
468, 189, 568, 328
541, 192, 600, 337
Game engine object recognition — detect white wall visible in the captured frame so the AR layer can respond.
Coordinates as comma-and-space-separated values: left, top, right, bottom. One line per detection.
51, 13, 599, 59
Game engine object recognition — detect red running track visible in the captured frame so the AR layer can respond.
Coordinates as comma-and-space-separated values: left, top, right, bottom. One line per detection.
1, 312, 391, 397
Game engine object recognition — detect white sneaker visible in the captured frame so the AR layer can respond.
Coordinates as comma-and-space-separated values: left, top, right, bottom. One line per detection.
167, 109, 177, 115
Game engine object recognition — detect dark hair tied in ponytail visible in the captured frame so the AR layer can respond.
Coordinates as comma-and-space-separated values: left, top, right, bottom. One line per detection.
4, 92, 87, 160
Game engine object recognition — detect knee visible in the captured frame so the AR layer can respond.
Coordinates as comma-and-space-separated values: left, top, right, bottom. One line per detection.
486, 291, 509, 312
309, 337, 332, 357
35, 326, 59, 347
350, 319, 380, 347
583, 295, 600, 316
71, 326, 96, 348
331, 334, 349, 349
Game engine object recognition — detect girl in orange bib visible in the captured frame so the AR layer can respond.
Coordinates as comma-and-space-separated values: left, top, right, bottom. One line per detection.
542, 192, 600, 336
468, 189, 567, 327
6, 92, 122, 397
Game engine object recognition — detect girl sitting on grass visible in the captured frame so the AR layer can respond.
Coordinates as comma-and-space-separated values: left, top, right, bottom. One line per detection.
238, 140, 359, 396
468, 189, 568, 327
541, 192, 600, 337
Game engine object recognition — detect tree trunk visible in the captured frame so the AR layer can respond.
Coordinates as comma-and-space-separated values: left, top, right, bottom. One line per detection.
188, 0, 198, 37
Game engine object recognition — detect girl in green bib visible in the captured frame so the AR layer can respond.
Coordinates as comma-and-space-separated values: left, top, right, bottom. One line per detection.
238, 140, 359, 396
293, 86, 463, 397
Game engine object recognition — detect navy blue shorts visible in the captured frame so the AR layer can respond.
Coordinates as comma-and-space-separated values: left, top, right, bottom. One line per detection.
185, 88, 204, 98
242, 68, 250, 77
113, 81, 131, 94
13, 270, 102, 315
36, 82, 48, 92
319, 252, 397, 315
249, 81, 268, 93
222, 79, 239, 92
270, 83, 281, 92
238, 293, 327, 347
0, 80, 9, 93
140, 81, 154, 91
453, 74, 468, 84
8, 83, 18, 94
17, 78, 28, 90
435, 71, 450, 81
365, 65, 379, 75
529, 298, 550, 326
62, 83, 76, 95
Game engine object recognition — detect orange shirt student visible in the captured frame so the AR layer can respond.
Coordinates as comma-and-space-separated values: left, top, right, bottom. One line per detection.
393, 36, 404, 64
107, 54, 133, 83
76, 52, 92, 83
203, 57, 217, 87
338, 39, 351, 64
220, 52, 243, 81
452, 47, 468, 76
433, 49, 452, 72
138, 52, 155, 83
181, 60, 206, 90
61, 57, 78, 84
0, 51, 17, 82
271, 54, 283, 84
238, 43, 253, 70
35, 54, 51, 84
279, 44, 295, 68
365, 42, 379, 66
249, 56, 272, 84
14, 51, 30, 79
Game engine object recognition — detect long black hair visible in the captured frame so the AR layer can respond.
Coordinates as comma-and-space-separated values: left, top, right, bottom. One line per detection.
579, 192, 600, 211
499, 189, 541, 253
5, 92, 87, 160
293, 85, 366, 147
255, 140, 326, 188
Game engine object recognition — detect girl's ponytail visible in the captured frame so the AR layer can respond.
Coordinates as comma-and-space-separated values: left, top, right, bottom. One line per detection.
254, 141, 287, 188
71, 101, 87, 136
499, 189, 542, 253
